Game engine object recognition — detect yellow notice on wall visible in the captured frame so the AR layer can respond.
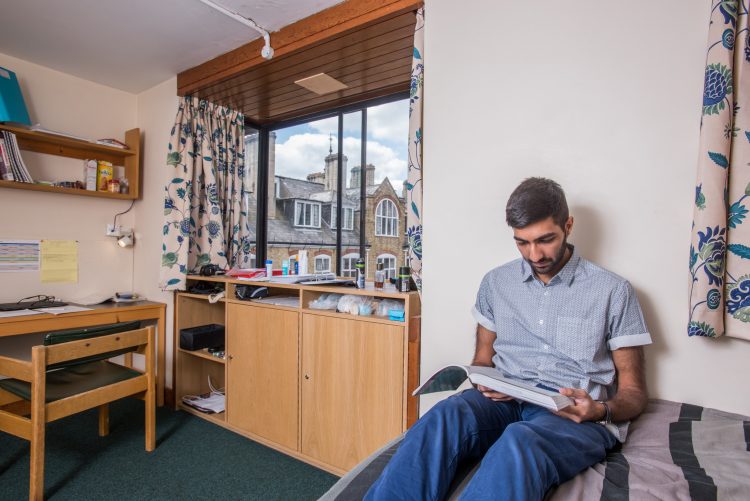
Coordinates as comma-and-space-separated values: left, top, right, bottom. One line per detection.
40, 240, 78, 283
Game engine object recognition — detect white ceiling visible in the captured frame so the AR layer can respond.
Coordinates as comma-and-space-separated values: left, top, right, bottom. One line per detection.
0, 0, 342, 94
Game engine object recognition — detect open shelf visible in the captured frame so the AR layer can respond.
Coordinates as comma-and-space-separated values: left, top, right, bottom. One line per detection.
301, 307, 406, 326
178, 403, 226, 424
0, 125, 141, 199
178, 347, 226, 364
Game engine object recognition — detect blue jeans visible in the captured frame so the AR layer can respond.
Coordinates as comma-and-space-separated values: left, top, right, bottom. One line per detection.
364, 389, 617, 501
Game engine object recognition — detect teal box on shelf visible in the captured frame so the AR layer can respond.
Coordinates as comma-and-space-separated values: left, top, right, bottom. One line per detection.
0, 66, 31, 126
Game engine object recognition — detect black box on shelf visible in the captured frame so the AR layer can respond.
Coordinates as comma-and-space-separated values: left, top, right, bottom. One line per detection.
179, 324, 225, 351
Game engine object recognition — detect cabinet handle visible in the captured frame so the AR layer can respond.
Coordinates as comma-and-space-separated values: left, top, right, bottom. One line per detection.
304, 373, 310, 380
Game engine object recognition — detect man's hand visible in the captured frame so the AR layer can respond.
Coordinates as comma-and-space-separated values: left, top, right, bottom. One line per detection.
476, 384, 514, 402
554, 388, 604, 423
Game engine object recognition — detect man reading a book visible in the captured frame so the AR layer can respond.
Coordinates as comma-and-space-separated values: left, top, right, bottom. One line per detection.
366, 177, 651, 501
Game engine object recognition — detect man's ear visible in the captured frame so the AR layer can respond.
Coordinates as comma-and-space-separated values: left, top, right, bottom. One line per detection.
565, 216, 574, 236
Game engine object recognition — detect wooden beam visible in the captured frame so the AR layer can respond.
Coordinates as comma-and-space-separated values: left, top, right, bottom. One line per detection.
178, 0, 422, 96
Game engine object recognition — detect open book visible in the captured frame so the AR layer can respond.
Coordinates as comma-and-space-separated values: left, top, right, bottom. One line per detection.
413, 365, 574, 411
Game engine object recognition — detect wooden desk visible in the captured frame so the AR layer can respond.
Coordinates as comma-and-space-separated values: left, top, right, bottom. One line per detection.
0, 301, 167, 406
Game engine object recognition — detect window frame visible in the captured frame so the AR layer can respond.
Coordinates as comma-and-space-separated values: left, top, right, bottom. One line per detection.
315, 255, 331, 273
294, 200, 322, 228
248, 91, 410, 273
331, 206, 355, 231
375, 199, 399, 237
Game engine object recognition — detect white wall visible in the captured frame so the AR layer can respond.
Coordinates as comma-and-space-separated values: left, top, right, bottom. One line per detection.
422, 0, 750, 416
0, 53, 137, 302
133, 77, 179, 386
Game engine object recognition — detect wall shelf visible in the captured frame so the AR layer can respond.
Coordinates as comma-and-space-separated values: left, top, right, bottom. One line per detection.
0, 124, 141, 200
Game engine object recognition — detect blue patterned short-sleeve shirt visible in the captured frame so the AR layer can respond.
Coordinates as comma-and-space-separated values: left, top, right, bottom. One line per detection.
472, 246, 651, 403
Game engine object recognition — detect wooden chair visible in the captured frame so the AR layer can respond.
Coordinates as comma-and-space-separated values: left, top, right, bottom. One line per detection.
0, 321, 156, 500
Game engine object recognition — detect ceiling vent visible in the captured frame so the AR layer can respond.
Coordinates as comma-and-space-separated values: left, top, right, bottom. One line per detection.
294, 73, 348, 95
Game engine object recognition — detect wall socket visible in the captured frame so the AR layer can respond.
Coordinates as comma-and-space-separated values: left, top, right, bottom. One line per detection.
106, 224, 124, 237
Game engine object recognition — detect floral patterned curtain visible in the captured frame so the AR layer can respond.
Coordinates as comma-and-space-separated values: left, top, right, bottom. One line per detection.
689, 1, 750, 340
406, 7, 424, 294
159, 97, 248, 291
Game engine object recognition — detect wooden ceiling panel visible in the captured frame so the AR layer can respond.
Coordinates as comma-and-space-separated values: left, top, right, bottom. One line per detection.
178, 0, 421, 125
199, 14, 415, 102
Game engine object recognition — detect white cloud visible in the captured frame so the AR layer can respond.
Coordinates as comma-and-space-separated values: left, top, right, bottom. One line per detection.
367, 100, 409, 146
274, 132, 407, 194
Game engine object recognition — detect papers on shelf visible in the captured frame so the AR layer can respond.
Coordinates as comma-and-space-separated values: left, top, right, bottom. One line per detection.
0, 309, 44, 318
29, 124, 92, 142
182, 392, 225, 413
33, 305, 93, 315
251, 295, 299, 307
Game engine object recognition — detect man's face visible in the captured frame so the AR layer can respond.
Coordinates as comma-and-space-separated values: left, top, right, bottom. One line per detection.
512, 216, 573, 279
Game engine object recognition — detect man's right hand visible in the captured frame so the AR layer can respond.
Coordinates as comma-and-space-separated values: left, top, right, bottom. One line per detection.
476, 384, 514, 402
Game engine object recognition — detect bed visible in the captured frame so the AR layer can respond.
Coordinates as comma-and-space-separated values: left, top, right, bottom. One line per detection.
320, 399, 750, 500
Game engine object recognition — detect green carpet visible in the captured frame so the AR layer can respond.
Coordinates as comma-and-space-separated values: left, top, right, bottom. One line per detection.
0, 398, 337, 500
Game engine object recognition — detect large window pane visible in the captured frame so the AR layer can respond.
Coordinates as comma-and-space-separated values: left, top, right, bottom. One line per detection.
266, 117, 338, 274
240, 125, 259, 268
365, 99, 409, 280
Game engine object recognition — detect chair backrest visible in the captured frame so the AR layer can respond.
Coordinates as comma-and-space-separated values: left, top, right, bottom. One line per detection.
44, 321, 142, 370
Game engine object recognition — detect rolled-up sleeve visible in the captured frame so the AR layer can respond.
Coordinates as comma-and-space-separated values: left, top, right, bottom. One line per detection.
472, 275, 496, 332
607, 280, 652, 350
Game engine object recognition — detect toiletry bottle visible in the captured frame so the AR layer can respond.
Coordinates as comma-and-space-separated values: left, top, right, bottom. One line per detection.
374, 262, 385, 290
282, 259, 290, 275
265, 259, 273, 278
355, 258, 365, 289
398, 266, 410, 292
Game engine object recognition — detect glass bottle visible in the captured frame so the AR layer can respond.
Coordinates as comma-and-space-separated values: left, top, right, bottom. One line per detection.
374, 262, 385, 290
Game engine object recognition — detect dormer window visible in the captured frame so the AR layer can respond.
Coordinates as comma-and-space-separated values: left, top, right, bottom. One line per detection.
295, 201, 321, 228
331, 207, 354, 230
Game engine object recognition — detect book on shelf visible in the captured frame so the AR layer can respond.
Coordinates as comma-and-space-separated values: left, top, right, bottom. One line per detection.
95, 138, 129, 149
0, 130, 32, 182
413, 365, 574, 411
268, 272, 336, 284
0, 142, 12, 181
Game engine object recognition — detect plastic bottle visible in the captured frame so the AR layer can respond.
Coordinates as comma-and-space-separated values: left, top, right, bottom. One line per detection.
265, 259, 273, 278
355, 258, 366, 289
282, 259, 290, 275
398, 266, 410, 293
374, 262, 385, 290
289, 257, 296, 275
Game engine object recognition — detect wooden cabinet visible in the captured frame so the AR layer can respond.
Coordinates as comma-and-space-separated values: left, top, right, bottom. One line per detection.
0, 124, 141, 199
226, 303, 298, 450
174, 277, 420, 475
301, 314, 405, 471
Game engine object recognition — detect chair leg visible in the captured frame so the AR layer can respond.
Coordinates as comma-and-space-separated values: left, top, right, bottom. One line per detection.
145, 390, 155, 452
98, 404, 110, 437
30, 346, 47, 501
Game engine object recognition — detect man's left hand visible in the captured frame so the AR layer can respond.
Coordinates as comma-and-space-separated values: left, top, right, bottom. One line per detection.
554, 388, 603, 423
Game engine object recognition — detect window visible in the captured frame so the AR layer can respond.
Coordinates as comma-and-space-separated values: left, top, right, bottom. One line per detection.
262, 95, 408, 275
377, 254, 397, 280
331, 207, 354, 230
315, 255, 331, 273
376, 199, 399, 237
341, 253, 359, 278
294, 201, 321, 228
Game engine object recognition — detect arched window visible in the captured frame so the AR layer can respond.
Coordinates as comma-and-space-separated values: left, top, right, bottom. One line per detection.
376, 253, 397, 280
375, 199, 398, 237
341, 253, 359, 278
315, 255, 331, 273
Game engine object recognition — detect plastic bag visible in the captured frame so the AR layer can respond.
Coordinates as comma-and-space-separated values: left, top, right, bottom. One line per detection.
337, 295, 375, 315
377, 299, 404, 317
308, 293, 343, 310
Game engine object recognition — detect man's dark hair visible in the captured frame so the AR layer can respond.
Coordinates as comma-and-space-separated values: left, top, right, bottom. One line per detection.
505, 177, 569, 229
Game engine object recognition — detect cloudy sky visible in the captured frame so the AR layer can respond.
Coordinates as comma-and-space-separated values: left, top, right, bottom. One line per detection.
273, 98, 409, 193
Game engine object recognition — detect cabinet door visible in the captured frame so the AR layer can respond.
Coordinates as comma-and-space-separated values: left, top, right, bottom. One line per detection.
226, 303, 299, 450
301, 314, 404, 471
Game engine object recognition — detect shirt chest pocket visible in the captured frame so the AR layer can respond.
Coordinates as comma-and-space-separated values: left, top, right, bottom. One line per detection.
555, 316, 599, 362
